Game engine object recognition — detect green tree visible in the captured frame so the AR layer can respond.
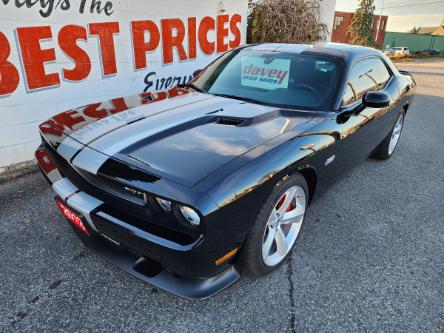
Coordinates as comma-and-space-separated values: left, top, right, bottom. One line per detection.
348, 0, 376, 46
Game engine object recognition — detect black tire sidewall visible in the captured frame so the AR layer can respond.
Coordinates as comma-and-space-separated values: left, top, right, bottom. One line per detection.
373, 111, 405, 160
237, 172, 309, 276
389, 112, 405, 156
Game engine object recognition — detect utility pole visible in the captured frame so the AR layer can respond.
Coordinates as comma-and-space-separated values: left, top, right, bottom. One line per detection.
375, 0, 385, 47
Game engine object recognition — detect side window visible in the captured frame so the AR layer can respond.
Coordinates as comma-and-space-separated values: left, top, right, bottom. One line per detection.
371, 58, 391, 89
343, 58, 391, 106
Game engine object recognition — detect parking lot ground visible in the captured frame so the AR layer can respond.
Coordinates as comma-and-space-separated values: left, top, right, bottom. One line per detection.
1, 59, 443, 332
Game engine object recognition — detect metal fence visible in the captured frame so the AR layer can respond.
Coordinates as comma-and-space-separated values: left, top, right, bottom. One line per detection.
383, 31, 444, 52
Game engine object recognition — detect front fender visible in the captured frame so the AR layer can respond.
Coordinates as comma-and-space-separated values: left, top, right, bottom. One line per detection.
204, 133, 335, 211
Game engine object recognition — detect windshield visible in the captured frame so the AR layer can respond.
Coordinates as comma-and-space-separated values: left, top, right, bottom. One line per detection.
191, 48, 341, 110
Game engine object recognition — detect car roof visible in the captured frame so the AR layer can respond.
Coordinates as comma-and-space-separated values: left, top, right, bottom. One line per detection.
245, 42, 384, 63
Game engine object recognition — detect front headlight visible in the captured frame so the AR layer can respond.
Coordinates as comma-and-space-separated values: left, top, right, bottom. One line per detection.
179, 205, 200, 226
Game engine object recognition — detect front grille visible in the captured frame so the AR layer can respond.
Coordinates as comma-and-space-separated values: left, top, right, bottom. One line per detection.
75, 168, 147, 205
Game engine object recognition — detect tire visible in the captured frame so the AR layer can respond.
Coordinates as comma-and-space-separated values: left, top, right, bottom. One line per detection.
237, 173, 309, 277
373, 111, 405, 160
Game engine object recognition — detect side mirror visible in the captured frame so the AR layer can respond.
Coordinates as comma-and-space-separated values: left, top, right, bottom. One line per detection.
362, 91, 390, 108
193, 69, 203, 77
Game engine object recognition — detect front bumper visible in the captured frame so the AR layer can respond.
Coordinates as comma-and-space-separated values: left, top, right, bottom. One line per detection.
36, 144, 240, 299
65, 203, 239, 299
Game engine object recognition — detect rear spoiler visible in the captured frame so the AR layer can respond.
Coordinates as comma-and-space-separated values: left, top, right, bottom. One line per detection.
398, 70, 416, 84
398, 70, 411, 76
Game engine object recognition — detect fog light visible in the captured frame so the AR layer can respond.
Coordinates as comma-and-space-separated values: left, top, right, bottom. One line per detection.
179, 206, 200, 226
155, 197, 172, 212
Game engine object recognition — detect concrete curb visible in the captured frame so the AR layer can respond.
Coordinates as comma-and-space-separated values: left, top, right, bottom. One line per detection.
0, 160, 39, 184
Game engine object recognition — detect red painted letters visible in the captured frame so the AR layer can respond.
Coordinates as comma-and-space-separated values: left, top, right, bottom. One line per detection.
89, 22, 120, 76
131, 20, 161, 70
198, 16, 216, 55
16, 26, 60, 90
229, 14, 242, 49
1, 14, 243, 96
161, 18, 188, 64
188, 17, 197, 60
59, 25, 91, 81
217, 15, 229, 53
0, 31, 19, 96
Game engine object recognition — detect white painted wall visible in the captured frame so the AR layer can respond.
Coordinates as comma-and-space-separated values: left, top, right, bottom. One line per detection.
320, 0, 337, 40
0, 0, 336, 171
0, 0, 248, 171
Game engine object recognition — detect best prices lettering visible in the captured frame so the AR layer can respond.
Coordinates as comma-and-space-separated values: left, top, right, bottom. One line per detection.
0, 14, 242, 96
241, 57, 290, 90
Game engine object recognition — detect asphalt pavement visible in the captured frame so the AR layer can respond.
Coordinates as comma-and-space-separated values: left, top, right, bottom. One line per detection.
1, 59, 443, 332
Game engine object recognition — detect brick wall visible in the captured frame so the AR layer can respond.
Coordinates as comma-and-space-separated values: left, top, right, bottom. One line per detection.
331, 11, 388, 47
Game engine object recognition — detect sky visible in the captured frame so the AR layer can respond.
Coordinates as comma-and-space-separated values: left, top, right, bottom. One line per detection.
335, 0, 444, 32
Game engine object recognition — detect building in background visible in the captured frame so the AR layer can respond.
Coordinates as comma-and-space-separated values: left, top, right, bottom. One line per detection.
416, 19, 444, 36
331, 11, 388, 47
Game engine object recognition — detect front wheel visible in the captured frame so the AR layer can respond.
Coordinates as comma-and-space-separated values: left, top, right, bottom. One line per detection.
373, 112, 405, 160
237, 173, 308, 276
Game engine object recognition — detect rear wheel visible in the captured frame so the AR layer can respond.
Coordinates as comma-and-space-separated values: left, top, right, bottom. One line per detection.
373, 112, 405, 160
237, 173, 308, 276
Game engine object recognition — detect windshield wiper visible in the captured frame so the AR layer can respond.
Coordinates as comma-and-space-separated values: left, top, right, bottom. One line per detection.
177, 83, 206, 93
211, 93, 264, 105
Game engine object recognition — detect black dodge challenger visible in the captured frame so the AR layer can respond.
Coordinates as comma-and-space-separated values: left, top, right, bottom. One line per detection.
36, 43, 416, 299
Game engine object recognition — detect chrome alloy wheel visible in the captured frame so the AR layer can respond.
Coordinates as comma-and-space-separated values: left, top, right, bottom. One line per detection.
262, 186, 307, 267
388, 113, 404, 155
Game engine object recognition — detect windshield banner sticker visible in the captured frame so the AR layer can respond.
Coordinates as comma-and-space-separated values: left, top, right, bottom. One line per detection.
241, 57, 290, 90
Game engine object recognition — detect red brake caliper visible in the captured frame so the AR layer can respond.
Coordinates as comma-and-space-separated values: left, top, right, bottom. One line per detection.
276, 194, 295, 233
276, 194, 295, 212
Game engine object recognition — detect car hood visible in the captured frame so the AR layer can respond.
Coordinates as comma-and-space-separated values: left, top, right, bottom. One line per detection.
40, 87, 314, 187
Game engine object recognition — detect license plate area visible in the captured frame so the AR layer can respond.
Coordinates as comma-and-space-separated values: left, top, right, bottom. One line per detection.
55, 199, 90, 236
